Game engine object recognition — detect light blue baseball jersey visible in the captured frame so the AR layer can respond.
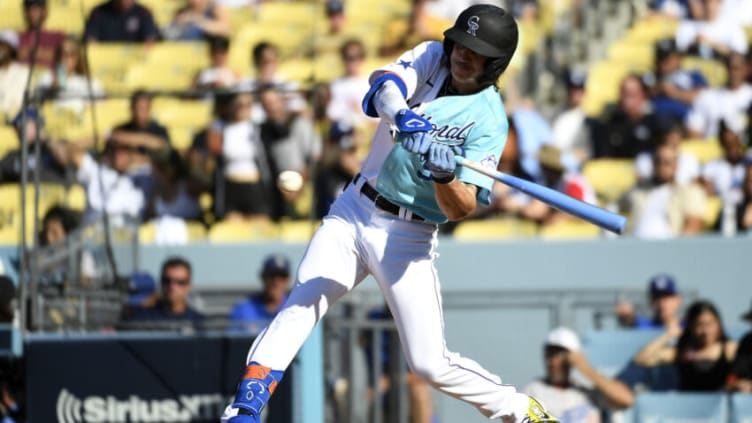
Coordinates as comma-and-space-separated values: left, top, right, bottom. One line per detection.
376, 86, 508, 223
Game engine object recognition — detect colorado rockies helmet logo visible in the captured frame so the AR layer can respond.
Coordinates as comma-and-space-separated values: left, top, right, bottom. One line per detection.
467, 16, 480, 36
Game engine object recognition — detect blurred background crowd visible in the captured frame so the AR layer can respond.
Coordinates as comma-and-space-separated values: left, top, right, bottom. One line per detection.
0, 0, 750, 422
0, 0, 749, 244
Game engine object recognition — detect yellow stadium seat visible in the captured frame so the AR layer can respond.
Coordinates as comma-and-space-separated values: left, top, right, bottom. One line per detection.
86, 44, 145, 94
452, 218, 538, 240
144, 42, 210, 69
207, 220, 278, 243
680, 138, 723, 164
138, 0, 184, 29
582, 159, 637, 203
152, 99, 212, 130
0, 225, 21, 245
624, 17, 678, 43
278, 219, 319, 242
582, 61, 630, 117
124, 63, 195, 92
607, 40, 655, 72
255, 2, 323, 25
65, 184, 87, 211
277, 58, 315, 83
233, 20, 314, 59
168, 126, 195, 152
293, 182, 314, 218
0, 184, 66, 244
138, 222, 156, 244
680, 57, 727, 87
89, 98, 131, 134
0, 1, 24, 31
227, 5, 255, 35
538, 219, 602, 240
0, 126, 18, 158
704, 195, 722, 229
45, 7, 86, 35
185, 221, 207, 241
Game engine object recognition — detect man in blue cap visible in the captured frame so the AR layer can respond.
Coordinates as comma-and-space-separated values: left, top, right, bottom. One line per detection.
635, 273, 683, 329
229, 254, 292, 333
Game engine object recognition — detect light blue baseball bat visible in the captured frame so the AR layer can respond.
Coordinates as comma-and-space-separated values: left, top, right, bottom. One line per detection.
455, 156, 627, 234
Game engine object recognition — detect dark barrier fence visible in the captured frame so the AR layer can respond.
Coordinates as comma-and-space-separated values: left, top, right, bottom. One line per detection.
24, 333, 293, 423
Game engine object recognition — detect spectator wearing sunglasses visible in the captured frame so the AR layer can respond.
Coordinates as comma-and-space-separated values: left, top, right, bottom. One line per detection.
123, 256, 205, 329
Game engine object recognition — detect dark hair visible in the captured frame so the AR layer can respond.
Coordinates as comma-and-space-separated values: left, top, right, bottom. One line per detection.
339, 38, 365, 61
621, 72, 649, 95
208, 36, 230, 52
160, 256, 192, 280
677, 300, 728, 353
130, 89, 152, 108
54, 36, 86, 76
40, 205, 79, 246
717, 117, 742, 140
252, 41, 278, 68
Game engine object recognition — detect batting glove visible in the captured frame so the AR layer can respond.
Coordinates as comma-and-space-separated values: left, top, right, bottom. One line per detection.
400, 132, 433, 155
425, 143, 463, 184
395, 109, 432, 134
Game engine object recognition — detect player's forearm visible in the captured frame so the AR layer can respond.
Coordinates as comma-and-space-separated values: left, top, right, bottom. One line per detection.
435, 179, 476, 221
373, 80, 409, 126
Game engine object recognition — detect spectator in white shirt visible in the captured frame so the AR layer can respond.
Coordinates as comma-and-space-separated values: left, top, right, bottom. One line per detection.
675, 0, 748, 59
636, 120, 700, 185
326, 38, 373, 129
0, 30, 30, 122
551, 69, 590, 168
67, 140, 145, 223
621, 143, 707, 239
701, 116, 750, 204
719, 0, 752, 28
523, 327, 634, 423
685, 52, 752, 139
208, 92, 273, 221
192, 36, 241, 91
35, 36, 104, 115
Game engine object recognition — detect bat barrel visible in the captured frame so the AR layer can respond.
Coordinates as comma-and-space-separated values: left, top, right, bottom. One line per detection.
455, 156, 627, 234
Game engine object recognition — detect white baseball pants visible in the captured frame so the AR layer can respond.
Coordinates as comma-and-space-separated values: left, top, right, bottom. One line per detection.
231, 180, 524, 419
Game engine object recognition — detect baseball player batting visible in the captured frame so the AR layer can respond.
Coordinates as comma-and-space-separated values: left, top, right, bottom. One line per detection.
223, 4, 560, 422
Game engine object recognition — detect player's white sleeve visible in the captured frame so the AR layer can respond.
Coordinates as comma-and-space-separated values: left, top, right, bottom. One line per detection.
372, 81, 409, 125
369, 41, 444, 101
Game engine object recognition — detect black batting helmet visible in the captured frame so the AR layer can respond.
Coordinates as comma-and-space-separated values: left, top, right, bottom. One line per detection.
443, 4, 519, 87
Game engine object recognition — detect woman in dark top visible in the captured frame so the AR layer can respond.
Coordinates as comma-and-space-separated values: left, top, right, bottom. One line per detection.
634, 300, 738, 391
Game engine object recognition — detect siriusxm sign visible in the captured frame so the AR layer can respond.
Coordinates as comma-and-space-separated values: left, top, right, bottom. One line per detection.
26, 336, 293, 423
56, 389, 229, 423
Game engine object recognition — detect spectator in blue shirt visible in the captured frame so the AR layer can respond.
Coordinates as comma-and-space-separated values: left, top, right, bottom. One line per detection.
123, 256, 205, 329
638, 274, 684, 329
229, 254, 291, 333
615, 273, 684, 329
648, 38, 708, 124
84, 0, 161, 43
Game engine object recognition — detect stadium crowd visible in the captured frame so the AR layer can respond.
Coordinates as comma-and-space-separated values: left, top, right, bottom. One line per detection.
0, 0, 748, 243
